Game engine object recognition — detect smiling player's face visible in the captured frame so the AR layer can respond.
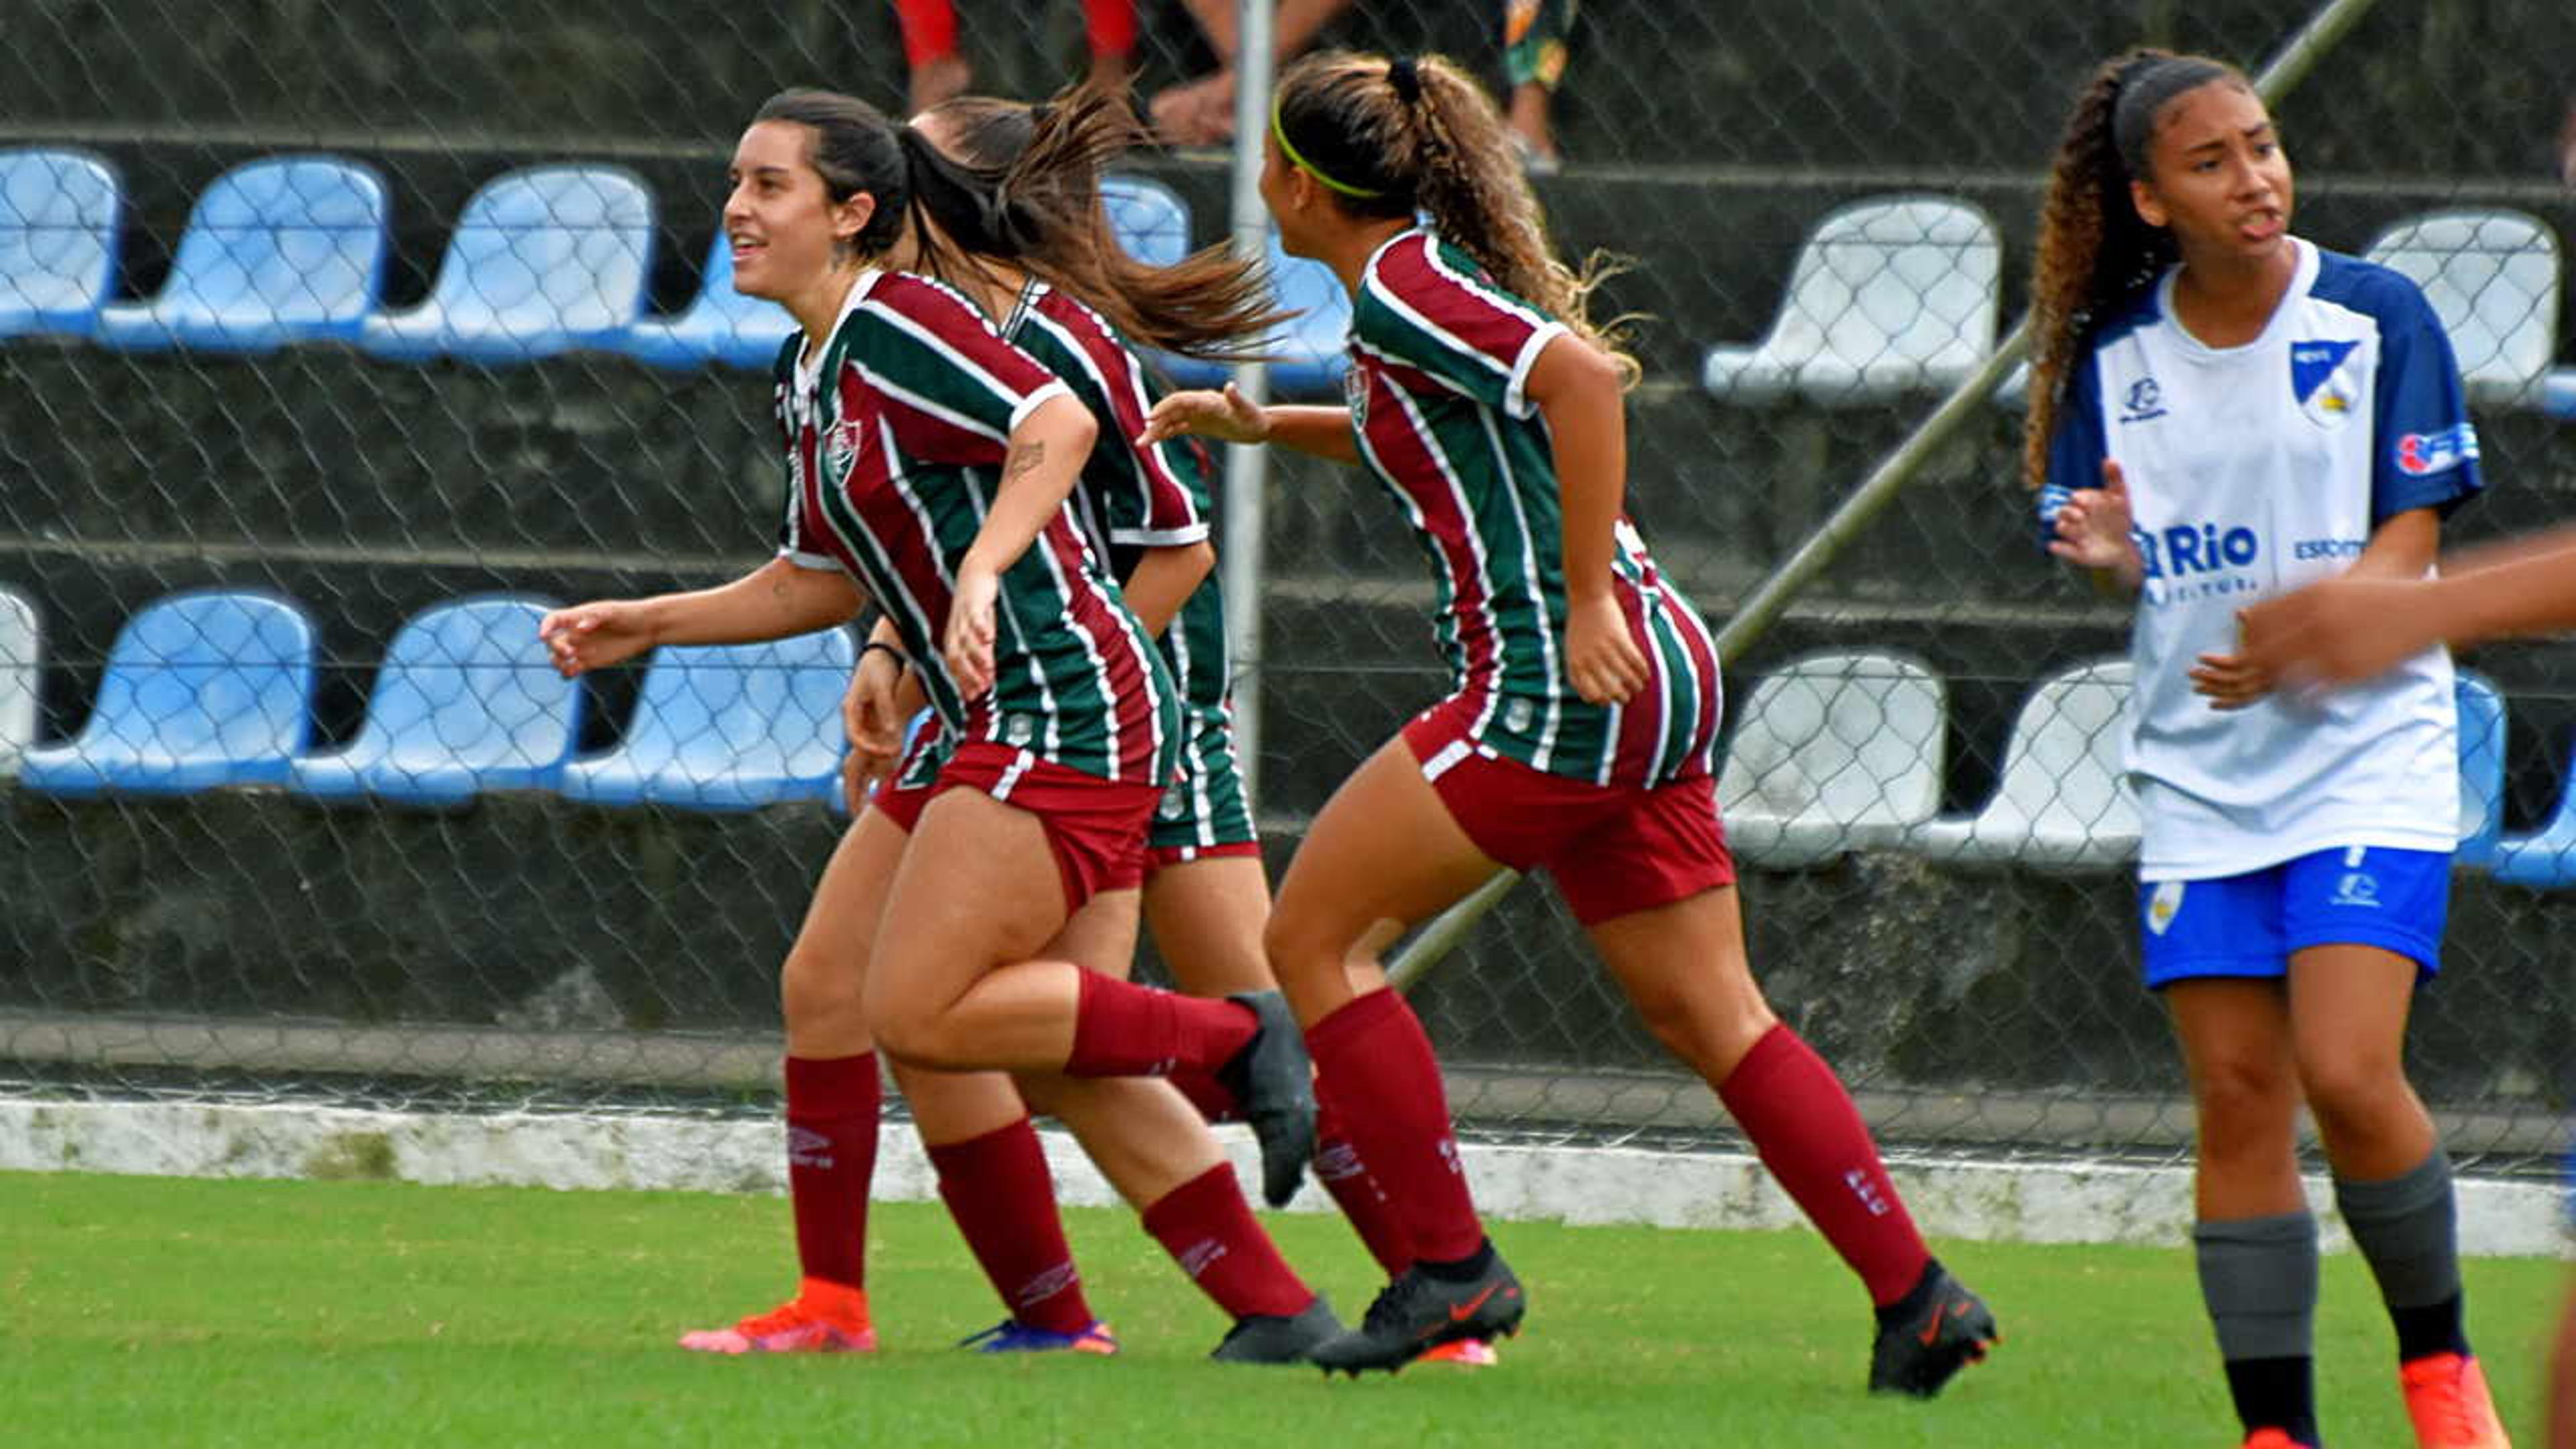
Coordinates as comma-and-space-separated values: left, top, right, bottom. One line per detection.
2131, 80, 2294, 268
722, 120, 863, 302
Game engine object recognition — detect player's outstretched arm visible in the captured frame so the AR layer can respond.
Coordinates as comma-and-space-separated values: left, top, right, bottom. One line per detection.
2241, 523, 2576, 686
539, 557, 867, 678
1140, 382, 1359, 462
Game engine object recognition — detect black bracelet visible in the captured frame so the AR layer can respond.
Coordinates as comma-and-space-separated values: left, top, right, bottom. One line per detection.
859, 640, 908, 673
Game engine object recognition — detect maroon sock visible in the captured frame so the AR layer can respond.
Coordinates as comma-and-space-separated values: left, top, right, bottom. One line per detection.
1313, 1097, 1413, 1277
1169, 1065, 1241, 1123
1140, 1164, 1316, 1320
1063, 968, 1258, 1077
1303, 988, 1485, 1263
926, 1118, 1096, 1334
1716, 1024, 1932, 1306
784, 1053, 881, 1291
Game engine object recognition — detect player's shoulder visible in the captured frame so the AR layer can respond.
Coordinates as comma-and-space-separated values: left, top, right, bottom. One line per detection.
2306, 246, 2438, 330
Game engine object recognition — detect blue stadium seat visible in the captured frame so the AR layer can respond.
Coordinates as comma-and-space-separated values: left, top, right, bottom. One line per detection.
1160, 229, 1349, 395
1102, 174, 1190, 267
2364, 210, 2560, 410
18, 590, 317, 796
360, 165, 654, 364
0, 148, 120, 339
2452, 669, 2506, 869
622, 229, 796, 370
0, 587, 39, 777
2491, 728, 2576, 889
1703, 195, 2001, 407
94, 155, 390, 353
2539, 369, 2576, 421
288, 596, 582, 807
560, 629, 854, 811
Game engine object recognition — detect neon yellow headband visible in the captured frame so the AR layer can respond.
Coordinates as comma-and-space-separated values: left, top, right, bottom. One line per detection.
1269, 99, 1385, 200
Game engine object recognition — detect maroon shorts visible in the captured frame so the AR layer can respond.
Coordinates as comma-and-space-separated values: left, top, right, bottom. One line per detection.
928, 741, 1161, 914
1400, 696, 1735, 926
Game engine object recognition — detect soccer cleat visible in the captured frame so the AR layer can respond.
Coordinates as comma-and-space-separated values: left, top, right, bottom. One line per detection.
1417, 1337, 1499, 1367
1218, 989, 1316, 1209
2399, 1352, 2512, 1448
1307, 1251, 1526, 1375
1208, 1295, 1344, 1364
2239, 1431, 2312, 1449
677, 1276, 877, 1354
957, 1318, 1120, 1356
1867, 1264, 1998, 1397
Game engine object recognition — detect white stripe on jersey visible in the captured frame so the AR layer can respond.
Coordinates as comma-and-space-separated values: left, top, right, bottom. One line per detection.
859, 296, 1055, 437
1356, 382, 1507, 743
1363, 242, 1539, 386
1018, 299, 1204, 543
1473, 404, 1568, 774
1349, 334, 1483, 402
956, 478, 1066, 760
804, 417, 951, 717
850, 360, 1012, 445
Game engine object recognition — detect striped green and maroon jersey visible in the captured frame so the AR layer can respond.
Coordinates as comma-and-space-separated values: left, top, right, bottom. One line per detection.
1000, 282, 1232, 722
1346, 228, 1723, 788
770, 268, 1176, 787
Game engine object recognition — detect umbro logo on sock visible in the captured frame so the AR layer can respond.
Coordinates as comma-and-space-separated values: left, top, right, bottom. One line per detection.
787, 1127, 835, 1169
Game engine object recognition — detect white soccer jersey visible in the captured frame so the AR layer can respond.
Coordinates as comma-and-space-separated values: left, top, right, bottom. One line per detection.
2039, 238, 2484, 881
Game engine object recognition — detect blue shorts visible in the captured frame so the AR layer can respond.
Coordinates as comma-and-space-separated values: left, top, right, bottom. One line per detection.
2136, 845, 2450, 989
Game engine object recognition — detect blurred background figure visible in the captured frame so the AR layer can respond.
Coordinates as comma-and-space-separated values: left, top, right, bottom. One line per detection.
1503, 0, 1576, 170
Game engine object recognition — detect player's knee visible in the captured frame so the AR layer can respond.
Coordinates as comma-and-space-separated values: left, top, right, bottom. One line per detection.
780, 945, 865, 1033
2296, 1048, 2407, 1133
2192, 1059, 2298, 1152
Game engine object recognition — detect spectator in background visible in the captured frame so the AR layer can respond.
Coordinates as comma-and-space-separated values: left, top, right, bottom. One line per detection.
892, 0, 1142, 113
1503, 0, 1574, 171
1146, 0, 1352, 146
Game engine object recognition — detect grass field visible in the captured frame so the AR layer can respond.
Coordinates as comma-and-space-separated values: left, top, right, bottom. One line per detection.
0, 1170, 2558, 1446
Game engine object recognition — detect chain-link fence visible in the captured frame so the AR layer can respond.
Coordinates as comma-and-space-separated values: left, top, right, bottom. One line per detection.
2, 1, 2572, 1179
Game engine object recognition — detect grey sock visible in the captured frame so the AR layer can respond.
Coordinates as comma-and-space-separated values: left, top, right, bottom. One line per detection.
2333, 1149, 2461, 1309
2194, 1211, 2320, 1361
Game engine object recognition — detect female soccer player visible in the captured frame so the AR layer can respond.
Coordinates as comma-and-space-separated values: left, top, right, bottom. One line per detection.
539, 87, 1323, 1361
821, 86, 1360, 1359
1143, 50, 1996, 1389
2030, 49, 2509, 1449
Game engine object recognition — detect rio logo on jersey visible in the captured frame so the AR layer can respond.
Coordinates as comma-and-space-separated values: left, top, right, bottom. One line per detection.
2396, 423, 2478, 477
2136, 520, 2259, 580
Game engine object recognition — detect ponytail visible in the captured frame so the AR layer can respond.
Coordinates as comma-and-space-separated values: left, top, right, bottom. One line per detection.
2022, 50, 2243, 489
1274, 50, 1641, 390
913, 83, 1285, 361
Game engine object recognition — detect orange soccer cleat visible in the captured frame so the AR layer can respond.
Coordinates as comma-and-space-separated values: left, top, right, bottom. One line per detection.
1417, 1337, 1499, 1367
2239, 1430, 2312, 1449
678, 1277, 877, 1355
2399, 1352, 2512, 1448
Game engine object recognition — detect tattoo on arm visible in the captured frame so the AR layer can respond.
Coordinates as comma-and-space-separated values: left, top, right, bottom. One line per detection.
1004, 440, 1045, 482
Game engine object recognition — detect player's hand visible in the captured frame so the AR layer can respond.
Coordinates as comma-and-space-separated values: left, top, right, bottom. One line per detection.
537, 599, 657, 678
840, 647, 908, 815
2047, 459, 2141, 573
2238, 578, 2432, 690
2188, 648, 2273, 711
1564, 590, 1649, 706
1141, 383, 1270, 447
944, 564, 1000, 698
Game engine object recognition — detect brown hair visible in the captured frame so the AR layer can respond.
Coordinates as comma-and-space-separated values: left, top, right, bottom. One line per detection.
1273, 50, 1640, 389
912, 83, 1283, 362
2021, 50, 2248, 488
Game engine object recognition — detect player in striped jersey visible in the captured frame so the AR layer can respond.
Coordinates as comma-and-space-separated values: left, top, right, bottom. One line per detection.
817, 87, 1353, 1362
2030, 52, 2508, 1449
1144, 50, 1994, 1387
541, 87, 1324, 1362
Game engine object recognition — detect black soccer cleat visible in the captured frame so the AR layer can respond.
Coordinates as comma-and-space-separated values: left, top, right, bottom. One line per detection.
1308, 1251, 1525, 1376
1868, 1263, 1998, 1398
1208, 1295, 1344, 1364
1218, 989, 1315, 1209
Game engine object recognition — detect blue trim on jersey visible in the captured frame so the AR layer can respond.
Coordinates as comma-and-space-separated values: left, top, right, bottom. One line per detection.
2135, 845, 2451, 987
2308, 250, 2483, 523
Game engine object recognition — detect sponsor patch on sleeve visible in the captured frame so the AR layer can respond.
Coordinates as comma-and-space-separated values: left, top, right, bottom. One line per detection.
2396, 423, 2479, 477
